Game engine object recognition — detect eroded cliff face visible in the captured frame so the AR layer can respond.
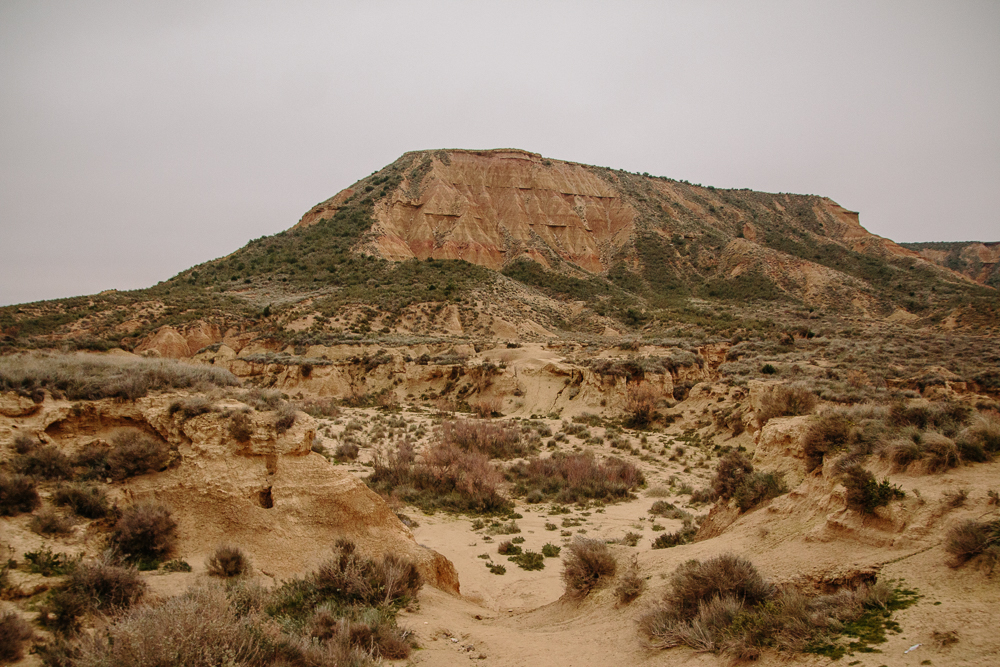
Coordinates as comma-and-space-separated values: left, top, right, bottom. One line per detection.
299, 149, 635, 273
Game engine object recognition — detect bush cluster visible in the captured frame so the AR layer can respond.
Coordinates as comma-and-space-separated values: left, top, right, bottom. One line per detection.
639, 554, 900, 659
437, 418, 528, 459
108, 501, 178, 565
710, 451, 786, 512
507, 452, 645, 504
562, 538, 616, 597
206, 545, 252, 578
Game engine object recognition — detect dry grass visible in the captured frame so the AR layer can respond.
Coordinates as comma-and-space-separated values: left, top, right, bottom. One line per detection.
0, 352, 239, 401
945, 519, 1000, 571
562, 537, 617, 597
13, 444, 74, 479
615, 556, 646, 605
30, 506, 75, 535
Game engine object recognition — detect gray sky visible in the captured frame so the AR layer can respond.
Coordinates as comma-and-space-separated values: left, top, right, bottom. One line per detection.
2, 1, 998, 307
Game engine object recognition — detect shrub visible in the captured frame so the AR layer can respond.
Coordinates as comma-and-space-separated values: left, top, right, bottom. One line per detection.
689, 486, 719, 504
0, 353, 240, 401
957, 412, 1000, 457
711, 451, 754, 500
368, 441, 512, 514
562, 538, 616, 597
206, 545, 251, 577
651, 522, 698, 549
53, 483, 110, 519
68, 584, 270, 667
0, 611, 34, 661
756, 383, 818, 427
437, 418, 527, 459
921, 432, 960, 472
497, 540, 521, 556
542, 543, 561, 558
13, 444, 74, 479
25, 546, 79, 576
659, 554, 774, 620
64, 557, 147, 613
163, 559, 193, 572
109, 501, 178, 564
13, 433, 38, 454
649, 500, 688, 520
615, 556, 646, 605
509, 550, 545, 571
335, 441, 361, 461
944, 519, 1000, 570
0, 473, 41, 515
841, 465, 904, 514
507, 452, 645, 504
733, 471, 787, 512
624, 382, 664, 429
107, 429, 171, 480
228, 411, 253, 442
30, 506, 75, 535
167, 396, 214, 420
275, 403, 298, 433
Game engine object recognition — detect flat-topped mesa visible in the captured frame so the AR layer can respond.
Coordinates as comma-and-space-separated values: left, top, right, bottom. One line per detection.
296, 148, 635, 274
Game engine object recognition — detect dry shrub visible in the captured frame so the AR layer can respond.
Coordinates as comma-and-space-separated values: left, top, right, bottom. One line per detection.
0, 611, 34, 661
109, 501, 178, 564
335, 441, 361, 461
438, 418, 526, 458
368, 441, 511, 514
712, 451, 754, 500
70, 584, 270, 667
638, 555, 890, 658
13, 444, 74, 479
30, 506, 75, 535
308, 607, 412, 660
624, 382, 664, 429
13, 433, 39, 454
167, 396, 214, 420
53, 483, 110, 519
508, 451, 645, 503
615, 556, 646, 605
229, 411, 253, 442
470, 396, 502, 418
756, 383, 818, 427
649, 500, 689, 520
207, 545, 251, 578
651, 523, 698, 549
107, 429, 172, 480
312, 540, 422, 608
945, 519, 1000, 570
274, 403, 298, 433
957, 411, 1000, 459
562, 537, 616, 597
0, 353, 239, 401
65, 557, 148, 613
0, 473, 41, 516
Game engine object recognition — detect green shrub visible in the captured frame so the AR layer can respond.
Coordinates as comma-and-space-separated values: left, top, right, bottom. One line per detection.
841, 465, 904, 514
206, 545, 251, 578
542, 543, 561, 558
109, 501, 178, 564
24, 546, 79, 576
509, 550, 545, 571
562, 538, 616, 597
497, 541, 521, 556
711, 451, 754, 500
733, 472, 787, 512
652, 523, 698, 549
0, 473, 41, 516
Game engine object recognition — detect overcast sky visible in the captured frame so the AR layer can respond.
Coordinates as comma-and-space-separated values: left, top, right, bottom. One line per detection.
2, 1, 998, 306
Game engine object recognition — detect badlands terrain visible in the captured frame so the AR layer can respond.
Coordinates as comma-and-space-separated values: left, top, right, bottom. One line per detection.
1, 149, 998, 667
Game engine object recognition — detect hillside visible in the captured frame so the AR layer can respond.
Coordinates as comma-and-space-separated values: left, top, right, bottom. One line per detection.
1, 149, 996, 357
900, 241, 1000, 288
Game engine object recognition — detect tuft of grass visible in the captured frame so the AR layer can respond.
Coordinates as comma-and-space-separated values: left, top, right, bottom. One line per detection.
944, 519, 1000, 571
562, 537, 616, 597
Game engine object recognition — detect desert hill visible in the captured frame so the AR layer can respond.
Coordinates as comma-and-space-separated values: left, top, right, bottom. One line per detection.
1, 149, 1000, 666
1, 148, 996, 358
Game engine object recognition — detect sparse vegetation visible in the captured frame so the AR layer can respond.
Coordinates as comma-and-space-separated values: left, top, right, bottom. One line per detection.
507, 452, 645, 504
